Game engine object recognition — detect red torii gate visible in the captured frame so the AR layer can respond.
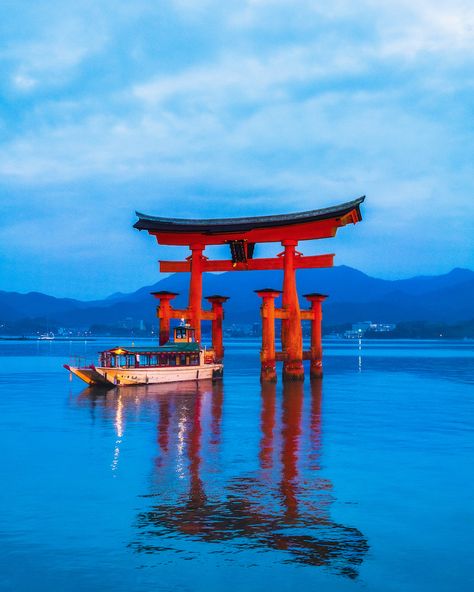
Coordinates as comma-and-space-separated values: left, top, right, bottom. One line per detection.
134, 196, 364, 382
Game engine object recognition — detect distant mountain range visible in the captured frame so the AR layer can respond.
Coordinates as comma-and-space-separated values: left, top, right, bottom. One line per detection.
1, 266, 473, 333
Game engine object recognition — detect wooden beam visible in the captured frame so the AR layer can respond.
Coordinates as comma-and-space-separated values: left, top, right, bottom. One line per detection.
169, 309, 189, 319
160, 253, 334, 273
201, 310, 216, 321
159, 308, 216, 321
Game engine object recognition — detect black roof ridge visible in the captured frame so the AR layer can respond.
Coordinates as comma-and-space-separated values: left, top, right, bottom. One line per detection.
134, 196, 365, 232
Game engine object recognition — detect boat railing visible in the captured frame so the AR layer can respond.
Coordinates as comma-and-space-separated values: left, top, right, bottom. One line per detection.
68, 355, 96, 369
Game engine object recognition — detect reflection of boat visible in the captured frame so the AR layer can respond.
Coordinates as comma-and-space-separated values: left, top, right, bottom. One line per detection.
64, 323, 222, 386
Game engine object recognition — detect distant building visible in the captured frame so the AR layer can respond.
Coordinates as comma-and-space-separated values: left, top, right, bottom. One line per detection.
371, 323, 396, 333
224, 323, 259, 337
344, 321, 396, 338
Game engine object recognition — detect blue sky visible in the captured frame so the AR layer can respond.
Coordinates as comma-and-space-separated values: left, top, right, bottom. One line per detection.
1, 0, 473, 299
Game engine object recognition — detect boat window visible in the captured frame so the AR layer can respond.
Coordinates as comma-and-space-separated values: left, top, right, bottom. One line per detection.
190, 354, 199, 366
175, 327, 186, 339
169, 355, 176, 366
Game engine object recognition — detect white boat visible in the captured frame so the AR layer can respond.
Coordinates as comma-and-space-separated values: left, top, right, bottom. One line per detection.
64, 324, 222, 386
38, 332, 55, 340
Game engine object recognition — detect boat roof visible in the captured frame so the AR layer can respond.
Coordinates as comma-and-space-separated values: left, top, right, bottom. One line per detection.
103, 343, 200, 354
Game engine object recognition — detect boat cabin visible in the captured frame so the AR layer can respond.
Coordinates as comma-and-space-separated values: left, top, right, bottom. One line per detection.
173, 324, 195, 343
98, 324, 203, 369
100, 343, 201, 369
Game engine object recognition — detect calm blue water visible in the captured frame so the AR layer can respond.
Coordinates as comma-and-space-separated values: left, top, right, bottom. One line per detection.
0, 338, 473, 591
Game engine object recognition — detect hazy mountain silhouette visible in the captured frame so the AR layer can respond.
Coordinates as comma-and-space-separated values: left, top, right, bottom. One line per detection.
1, 266, 473, 330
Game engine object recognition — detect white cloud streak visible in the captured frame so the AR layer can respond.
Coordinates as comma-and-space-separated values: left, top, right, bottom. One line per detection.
0, 0, 473, 295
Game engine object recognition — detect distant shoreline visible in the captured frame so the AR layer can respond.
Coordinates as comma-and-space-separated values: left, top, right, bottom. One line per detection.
0, 337, 97, 342
0, 336, 472, 342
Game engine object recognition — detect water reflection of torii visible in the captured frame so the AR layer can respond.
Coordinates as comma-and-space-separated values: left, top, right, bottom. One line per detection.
130, 381, 368, 578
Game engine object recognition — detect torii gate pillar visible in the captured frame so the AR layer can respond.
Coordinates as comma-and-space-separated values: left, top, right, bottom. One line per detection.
151, 291, 178, 345
256, 289, 281, 383
189, 243, 205, 343
304, 293, 328, 379
281, 240, 304, 382
205, 295, 229, 363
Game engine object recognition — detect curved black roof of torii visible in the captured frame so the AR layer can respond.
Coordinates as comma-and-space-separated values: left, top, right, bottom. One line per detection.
134, 196, 365, 234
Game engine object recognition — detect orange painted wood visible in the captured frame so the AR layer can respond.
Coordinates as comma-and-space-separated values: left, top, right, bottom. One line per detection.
200, 310, 217, 321
168, 309, 216, 320
151, 292, 179, 345
281, 350, 317, 361
160, 253, 334, 273
304, 294, 327, 378
281, 242, 304, 381
157, 302, 170, 345
256, 290, 281, 382
188, 245, 204, 343
206, 296, 228, 362
151, 218, 342, 246
169, 309, 190, 319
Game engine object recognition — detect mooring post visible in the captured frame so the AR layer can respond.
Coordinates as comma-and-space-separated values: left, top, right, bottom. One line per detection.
281, 240, 304, 381
255, 289, 281, 383
303, 293, 328, 379
151, 291, 179, 345
188, 243, 205, 343
205, 295, 229, 363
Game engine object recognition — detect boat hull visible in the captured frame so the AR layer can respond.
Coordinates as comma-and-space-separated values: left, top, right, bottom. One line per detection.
64, 363, 223, 386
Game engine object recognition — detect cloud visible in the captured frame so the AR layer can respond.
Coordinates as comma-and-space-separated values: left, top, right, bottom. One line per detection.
2, 15, 108, 94
0, 0, 473, 296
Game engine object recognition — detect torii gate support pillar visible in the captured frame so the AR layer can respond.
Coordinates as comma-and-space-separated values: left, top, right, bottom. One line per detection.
281, 240, 304, 382
256, 289, 281, 383
205, 295, 229, 363
304, 293, 328, 379
189, 243, 205, 343
151, 291, 179, 345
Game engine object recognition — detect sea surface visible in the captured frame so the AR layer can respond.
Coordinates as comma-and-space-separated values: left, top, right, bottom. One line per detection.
0, 338, 473, 592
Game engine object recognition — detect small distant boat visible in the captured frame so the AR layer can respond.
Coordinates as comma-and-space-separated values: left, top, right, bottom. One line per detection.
38, 332, 55, 340
64, 323, 223, 386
